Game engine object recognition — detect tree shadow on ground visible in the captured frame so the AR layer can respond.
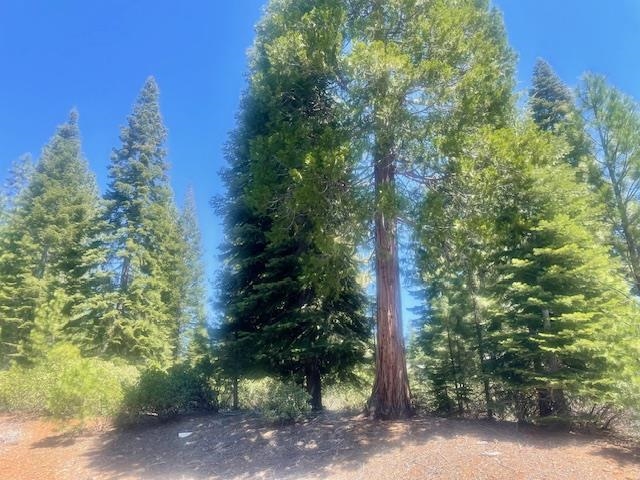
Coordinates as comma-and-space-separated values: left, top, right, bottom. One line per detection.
32, 433, 77, 448
80, 411, 640, 479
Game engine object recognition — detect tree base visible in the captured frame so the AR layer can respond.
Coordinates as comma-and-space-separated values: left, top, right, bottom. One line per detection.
366, 394, 413, 420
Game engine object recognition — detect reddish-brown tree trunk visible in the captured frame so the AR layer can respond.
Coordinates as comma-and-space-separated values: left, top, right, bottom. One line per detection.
367, 150, 412, 420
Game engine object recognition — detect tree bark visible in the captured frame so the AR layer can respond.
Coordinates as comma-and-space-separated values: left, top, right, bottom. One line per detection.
539, 308, 567, 417
305, 364, 323, 411
609, 165, 640, 292
367, 149, 412, 420
469, 271, 493, 419
445, 321, 462, 414
232, 376, 239, 410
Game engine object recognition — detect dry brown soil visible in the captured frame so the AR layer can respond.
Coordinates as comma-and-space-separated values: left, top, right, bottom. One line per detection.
0, 411, 638, 479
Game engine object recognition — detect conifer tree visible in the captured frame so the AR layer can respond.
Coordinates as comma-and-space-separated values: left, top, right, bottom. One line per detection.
579, 75, 640, 293
180, 187, 209, 362
0, 111, 104, 364
529, 59, 596, 184
484, 127, 638, 418
223, 0, 515, 418
413, 131, 511, 417
102, 78, 186, 366
344, 0, 515, 418
528, 60, 599, 414
219, 0, 370, 411
413, 123, 639, 419
530, 60, 574, 133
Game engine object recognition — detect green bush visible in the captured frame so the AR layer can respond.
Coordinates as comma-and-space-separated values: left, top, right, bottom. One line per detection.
323, 383, 368, 412
261, 381, 310, 423
238, 377, 310, 423
237, 378, 274, 410
121, 363, 217, 420
0, 363, 53, 413
0, 344, 139, 419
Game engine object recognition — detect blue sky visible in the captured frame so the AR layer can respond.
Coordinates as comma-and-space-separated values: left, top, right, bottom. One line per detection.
1, 1, 638, 321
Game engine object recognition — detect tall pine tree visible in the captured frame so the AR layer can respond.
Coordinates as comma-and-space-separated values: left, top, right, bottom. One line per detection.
219, 0, 370, 411
0, 111, 104, 364
529, 59, 597, 184
472, 126, 639, 420
344, 0, 515, 418
579, 74, 640, 293
180, 187, 209, 363
102, 78, 187, 366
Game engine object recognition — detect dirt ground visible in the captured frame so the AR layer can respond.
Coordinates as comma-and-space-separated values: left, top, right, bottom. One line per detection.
0, 411, 638, 480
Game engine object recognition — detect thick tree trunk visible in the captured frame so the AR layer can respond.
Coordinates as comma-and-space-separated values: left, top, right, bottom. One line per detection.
367, 150, 412, 420
305, 364, 323, 411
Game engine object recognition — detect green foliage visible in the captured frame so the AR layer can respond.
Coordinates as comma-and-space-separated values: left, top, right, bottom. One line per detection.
412, 123, 640, 421
237, 377, 310, 423
121, 363, 217, 420
261, 381, 311, 423
218, 0, 371, 411
0, 112, 105, 365
322, 383, 369, 412
489, 138, 638, 414
529, 59, 596, 184
530, 59, 575, 133
0, 344, 138, 418
180, 188, 209, 362
101, 78, 188, 366
579, 74, 640, 293
45, 346, 139, 419
0, 362, 53, 413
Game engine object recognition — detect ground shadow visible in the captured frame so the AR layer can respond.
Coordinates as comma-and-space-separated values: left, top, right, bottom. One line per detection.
32, 433, 77, 448
81, 411, 640, 479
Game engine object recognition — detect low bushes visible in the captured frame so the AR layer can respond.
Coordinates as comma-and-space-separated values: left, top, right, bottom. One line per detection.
0, 344, 216, 422
323, 383, 369, 412
238, 377, 310, 423
0, 344, 139, 418
120, 363, 217, 420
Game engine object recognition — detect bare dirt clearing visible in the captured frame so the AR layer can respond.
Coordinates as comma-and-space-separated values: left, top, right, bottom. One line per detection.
0, 412, 638, 480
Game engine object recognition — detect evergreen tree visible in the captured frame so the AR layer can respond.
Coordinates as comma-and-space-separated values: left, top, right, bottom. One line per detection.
530, 59, 574, 133
219, 0, 370, 411
344, 0, 515, 418
413, 130, 511, 417
413, 123, 639, 419
579, 74, 640, 293
484, 126, 638, 419
102, 78, 186, 366
180, 187, 209, 362
0, 111, 104, 364
529, 59, 597, 184
528, 60, 599, 415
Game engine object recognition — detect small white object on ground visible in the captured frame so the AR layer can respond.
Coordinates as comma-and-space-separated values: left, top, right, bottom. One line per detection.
481, 451, 501, 457
178, 432, 193, 439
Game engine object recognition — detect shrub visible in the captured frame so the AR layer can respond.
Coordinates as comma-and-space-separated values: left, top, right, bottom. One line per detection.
323, 383, 368, 412
237, 377, 310, 423
0, 364, 53, 413
260, 381, 310, 424
237, 378, 274, 410
121, 363, 217, 420
0, 344, 139, 419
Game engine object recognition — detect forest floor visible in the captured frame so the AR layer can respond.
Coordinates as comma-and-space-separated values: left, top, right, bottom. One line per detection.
1, 411, 639, 480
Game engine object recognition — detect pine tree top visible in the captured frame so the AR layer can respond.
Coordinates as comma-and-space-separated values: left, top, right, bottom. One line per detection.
529, 58, 574, 132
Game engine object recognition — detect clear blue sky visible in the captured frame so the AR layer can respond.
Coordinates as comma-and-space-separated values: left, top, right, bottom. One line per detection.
0, 1, 638, 321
